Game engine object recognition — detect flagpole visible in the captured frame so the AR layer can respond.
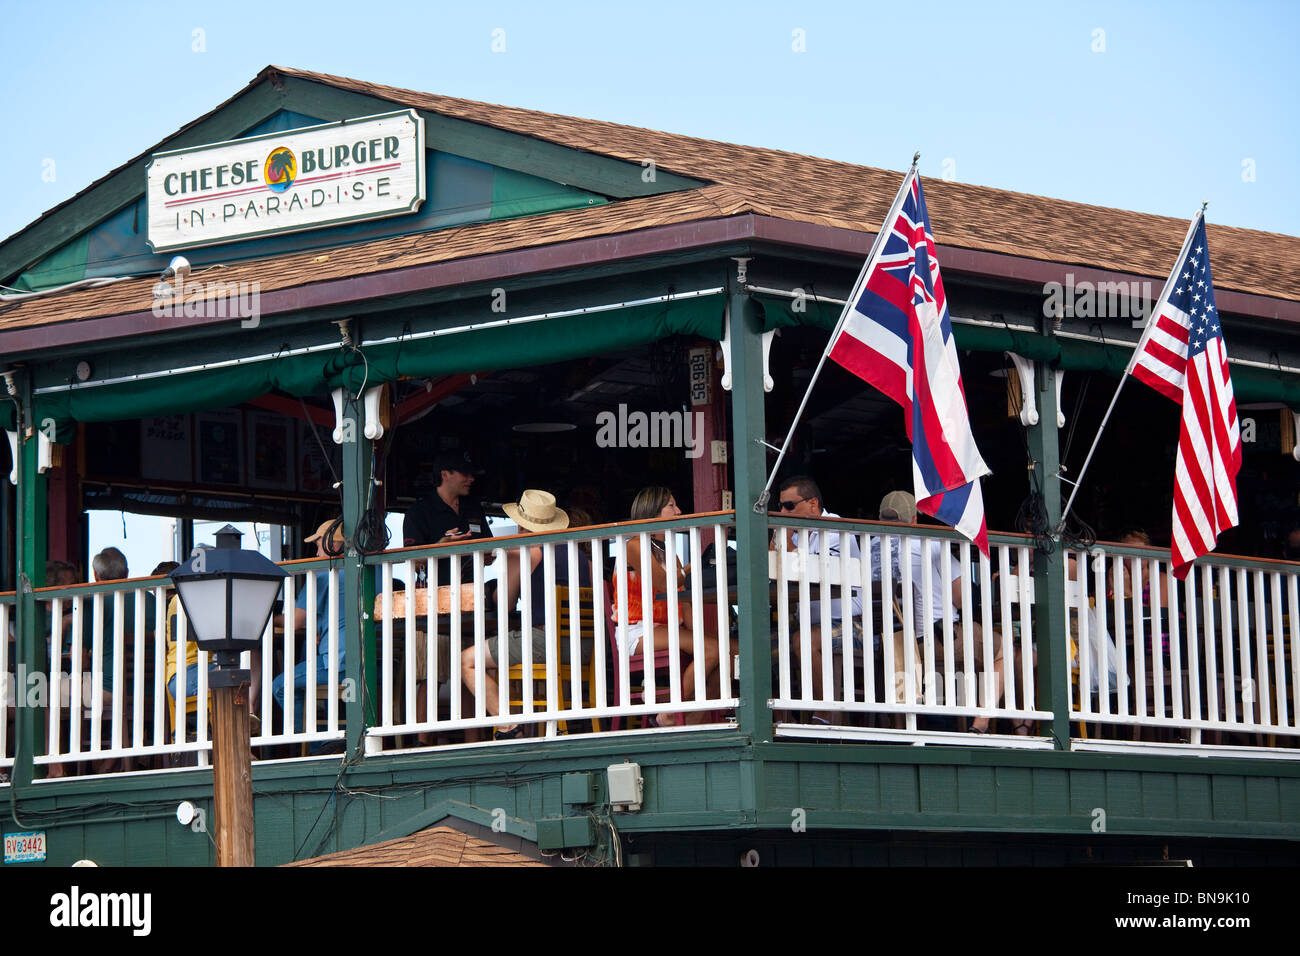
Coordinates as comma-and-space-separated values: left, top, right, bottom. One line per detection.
752, 154, 920, 513
1056, 203, 1207, 533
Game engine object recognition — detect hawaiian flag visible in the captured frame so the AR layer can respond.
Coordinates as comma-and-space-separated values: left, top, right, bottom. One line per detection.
829, 170, 991, 554
1128, 213, 1240, 578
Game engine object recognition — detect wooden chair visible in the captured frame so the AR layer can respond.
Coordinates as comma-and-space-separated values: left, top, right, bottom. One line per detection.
608, 625, 675, 730
507, 585, 601, 735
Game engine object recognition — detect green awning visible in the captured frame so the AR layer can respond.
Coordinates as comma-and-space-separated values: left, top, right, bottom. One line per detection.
761, 294, 1300, 407
33, 293, 726, 428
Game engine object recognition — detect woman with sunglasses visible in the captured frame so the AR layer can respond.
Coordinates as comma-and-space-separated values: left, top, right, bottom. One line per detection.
619, 486, 721, 726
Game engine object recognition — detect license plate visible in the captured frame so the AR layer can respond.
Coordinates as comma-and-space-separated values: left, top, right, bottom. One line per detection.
4, 830, 46, 864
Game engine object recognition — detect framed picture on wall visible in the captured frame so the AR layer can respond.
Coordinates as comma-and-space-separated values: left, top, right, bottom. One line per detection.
195, 410, 243, 485
140, 415, 193, 482
246, 412, 294, 490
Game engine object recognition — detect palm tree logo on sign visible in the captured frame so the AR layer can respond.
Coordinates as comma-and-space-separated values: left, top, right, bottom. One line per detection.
264, 147, 297, 193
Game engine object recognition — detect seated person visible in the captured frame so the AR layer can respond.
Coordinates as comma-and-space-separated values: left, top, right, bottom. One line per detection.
164, 548, 263, 733
1113, 528, 1172, 656
402, 451, 494, 586
460, 490, 591, 739
41, 559, 80, 666
878, 490, 1018, 734
771, 476, 863, 722
272, 519, 348, 736
78, 548, 157, 773
616, 486, 721, 727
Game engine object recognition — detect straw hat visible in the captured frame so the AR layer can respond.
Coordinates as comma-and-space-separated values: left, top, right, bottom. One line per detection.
503, 490, 569, 533
304, 518, 345, 546
878, 490, 917, 524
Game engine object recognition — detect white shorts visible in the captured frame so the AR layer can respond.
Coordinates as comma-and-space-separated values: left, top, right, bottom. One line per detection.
620, 622, 645, 656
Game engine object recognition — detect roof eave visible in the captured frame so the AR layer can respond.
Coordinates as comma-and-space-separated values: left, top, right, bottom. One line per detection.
1, 213, 1296, 357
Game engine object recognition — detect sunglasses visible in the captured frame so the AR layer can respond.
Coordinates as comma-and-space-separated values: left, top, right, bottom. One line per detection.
777, 496, 807, 512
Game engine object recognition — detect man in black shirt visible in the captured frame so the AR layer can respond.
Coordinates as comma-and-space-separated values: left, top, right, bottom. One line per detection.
402, 451, 493, 583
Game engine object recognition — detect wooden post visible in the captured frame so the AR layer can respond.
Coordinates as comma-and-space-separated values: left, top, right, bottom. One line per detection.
1028, 358, 1070, 750
727, 280, 773, 745
341, 390, 375, 753
211, 678, 255, 867
14, 372, 47, 788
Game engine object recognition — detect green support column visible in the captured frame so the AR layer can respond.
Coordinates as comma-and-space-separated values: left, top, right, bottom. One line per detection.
727, 276, 773, 749
13, 379, 48, 791
1027, 358, 1070, 750
340, 389, 376, 756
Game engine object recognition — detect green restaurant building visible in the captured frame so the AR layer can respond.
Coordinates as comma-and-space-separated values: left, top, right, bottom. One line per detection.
1, 67, 1298, 866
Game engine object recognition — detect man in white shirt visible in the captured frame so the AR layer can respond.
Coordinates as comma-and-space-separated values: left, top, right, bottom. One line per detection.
772, 476, 863, 722
878, 490, 1011, 733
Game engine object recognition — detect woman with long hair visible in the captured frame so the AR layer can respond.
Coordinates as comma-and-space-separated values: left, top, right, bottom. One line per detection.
620, 487, 721, 726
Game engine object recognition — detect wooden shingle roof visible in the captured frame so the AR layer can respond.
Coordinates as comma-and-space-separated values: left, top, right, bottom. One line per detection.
1, 65, 1296, 339
0, 185, 757, 333
272, 67, 1298, 302
283, 825, 549, 867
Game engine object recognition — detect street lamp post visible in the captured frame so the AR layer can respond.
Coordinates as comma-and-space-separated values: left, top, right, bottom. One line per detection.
170, 525, 286, 867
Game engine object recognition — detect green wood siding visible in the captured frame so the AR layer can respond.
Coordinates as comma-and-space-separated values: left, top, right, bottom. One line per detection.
6, 736, 1299, 867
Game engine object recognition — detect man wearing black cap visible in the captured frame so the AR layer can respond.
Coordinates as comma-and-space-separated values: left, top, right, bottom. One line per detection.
402, 450, 493, 582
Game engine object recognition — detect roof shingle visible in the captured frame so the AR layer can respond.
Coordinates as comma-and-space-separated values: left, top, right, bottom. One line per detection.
283, 825, 549, 867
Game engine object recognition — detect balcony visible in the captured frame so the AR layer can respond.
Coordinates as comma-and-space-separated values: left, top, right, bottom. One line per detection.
4, 513, 1297, 784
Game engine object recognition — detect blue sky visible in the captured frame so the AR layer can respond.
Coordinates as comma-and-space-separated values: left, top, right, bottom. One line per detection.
1, 0, 1296, 243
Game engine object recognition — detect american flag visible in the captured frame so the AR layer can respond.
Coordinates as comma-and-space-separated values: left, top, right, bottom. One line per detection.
1129, 214, 1240, 578
829, 170, 990, 554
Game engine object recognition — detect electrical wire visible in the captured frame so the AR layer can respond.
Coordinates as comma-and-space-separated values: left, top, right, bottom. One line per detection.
0, 275, 134, 301
298, 395, 344, 494
1009, 374, 1054, 555
1057, 355, 1099, 550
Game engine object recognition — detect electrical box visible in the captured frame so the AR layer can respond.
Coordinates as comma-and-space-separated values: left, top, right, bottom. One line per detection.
536, 818, 565, 849
536, 816, 595, 850
607, 761, 643, 812
710, 440, 728, 464
562, 772, 596, 805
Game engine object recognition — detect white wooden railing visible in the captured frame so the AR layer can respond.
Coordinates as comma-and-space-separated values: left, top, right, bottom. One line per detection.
2, 596, 14, 778
365, 515, 738, 750
30, 560, 345, 775
8, 532, 1297, 776
1067, 546, 1300, 756
769, 521, 1050, 747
